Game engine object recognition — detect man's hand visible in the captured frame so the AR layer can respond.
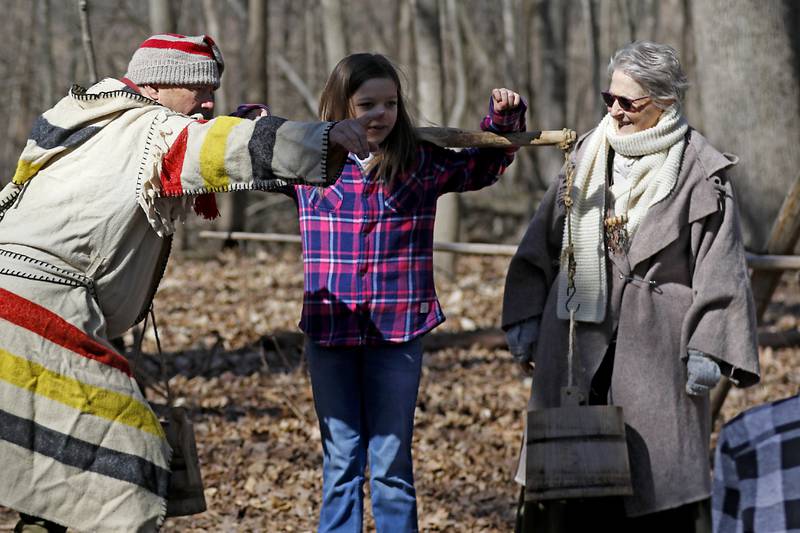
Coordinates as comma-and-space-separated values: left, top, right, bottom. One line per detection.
329, 108, 382, 159
491, 88, 522, 112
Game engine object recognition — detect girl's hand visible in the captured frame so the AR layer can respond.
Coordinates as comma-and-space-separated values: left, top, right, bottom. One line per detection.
491, 88, 522, 112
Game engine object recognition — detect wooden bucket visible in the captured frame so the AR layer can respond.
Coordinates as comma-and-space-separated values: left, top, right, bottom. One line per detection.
525, 403, 633, 501
154, 405, 208, 517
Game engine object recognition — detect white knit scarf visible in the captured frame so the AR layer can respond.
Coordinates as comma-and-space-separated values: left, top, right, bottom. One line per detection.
557, 106, 688, 323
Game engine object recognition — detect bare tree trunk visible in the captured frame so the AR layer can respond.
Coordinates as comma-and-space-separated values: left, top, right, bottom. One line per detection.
533, 0, 569, 186
201, 0, 228, 113
690, 0, 800, 251
445, 0, 466, 127
3, 2, 38, 176
582, 0, 603, 122
640, 0, 660, 40
414, 0, 445, 126
78, 0, 98, 83
219, 0, 269, 247
225, 0, 247, 19
148, 0, 175, 34
40, 0, 56, 108
617, 0, 635, 42
321, 0, 347, 71
678, 0, 703, 130
502, 0, 517, 88
414, 0, 458, 275
147, 0, 177, 247
304, 1, 318, 94
500, 0, 536, 201
246, 0, 268, 103
498, 0, 523, 187
396, 0, 414, 77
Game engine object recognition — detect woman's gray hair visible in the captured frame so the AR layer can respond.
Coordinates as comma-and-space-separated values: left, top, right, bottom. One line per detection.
608, 41, 689, 110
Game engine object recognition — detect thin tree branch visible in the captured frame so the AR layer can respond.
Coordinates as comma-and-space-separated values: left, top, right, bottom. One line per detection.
457, 6, 491, 74
274, 53, 318, 117
77, 0, 98, 83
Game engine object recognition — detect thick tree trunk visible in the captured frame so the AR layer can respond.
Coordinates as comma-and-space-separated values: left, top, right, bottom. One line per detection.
690, 0, 800, 251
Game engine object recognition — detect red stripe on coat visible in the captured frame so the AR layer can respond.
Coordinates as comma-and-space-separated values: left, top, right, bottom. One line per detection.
160, 124, 190, 196
0, 288, 131, 376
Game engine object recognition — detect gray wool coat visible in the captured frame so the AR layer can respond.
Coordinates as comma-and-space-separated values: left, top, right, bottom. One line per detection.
502, 127, 760, 516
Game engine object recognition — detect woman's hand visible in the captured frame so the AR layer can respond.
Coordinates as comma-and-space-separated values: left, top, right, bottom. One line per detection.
685, 350, 721, 396
506, 318, 539, 377
492, 88, 522, 112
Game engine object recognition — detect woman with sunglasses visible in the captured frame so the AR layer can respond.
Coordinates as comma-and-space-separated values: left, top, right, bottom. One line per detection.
502, 41, 759, 531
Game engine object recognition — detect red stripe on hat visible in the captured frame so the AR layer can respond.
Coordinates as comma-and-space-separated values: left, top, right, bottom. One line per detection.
0, 288, 132, 376
140, 38, 214, 58
160, 124, 190, 195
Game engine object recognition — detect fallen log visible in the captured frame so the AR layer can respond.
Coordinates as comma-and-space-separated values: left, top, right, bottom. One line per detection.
757, 328, 800, 349
259, 328, 509, 353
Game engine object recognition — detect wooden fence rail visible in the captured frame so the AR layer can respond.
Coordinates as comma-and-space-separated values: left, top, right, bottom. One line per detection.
199, 231, 800, 270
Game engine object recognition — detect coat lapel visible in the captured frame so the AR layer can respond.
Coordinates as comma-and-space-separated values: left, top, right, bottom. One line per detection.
626, 130, 736, 270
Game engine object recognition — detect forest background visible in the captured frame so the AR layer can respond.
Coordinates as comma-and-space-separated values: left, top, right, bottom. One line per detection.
0, 1, 798, 531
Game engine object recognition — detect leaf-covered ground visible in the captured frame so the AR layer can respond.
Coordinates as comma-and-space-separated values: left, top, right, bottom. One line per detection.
1, 248, 797, 532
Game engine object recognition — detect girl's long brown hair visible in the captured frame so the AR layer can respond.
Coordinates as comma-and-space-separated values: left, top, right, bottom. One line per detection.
318, 53, 418, 185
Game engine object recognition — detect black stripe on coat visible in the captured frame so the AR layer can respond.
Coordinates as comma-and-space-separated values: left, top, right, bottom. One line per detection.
0, 408, 169, 497
248, 115, 287, 180
29, 116, 103, 151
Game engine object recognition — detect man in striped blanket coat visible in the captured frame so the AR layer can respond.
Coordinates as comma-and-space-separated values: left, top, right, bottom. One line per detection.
0, 34, 375, 532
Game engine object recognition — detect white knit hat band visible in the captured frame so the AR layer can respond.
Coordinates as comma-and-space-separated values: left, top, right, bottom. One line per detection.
125, 60, 220, 88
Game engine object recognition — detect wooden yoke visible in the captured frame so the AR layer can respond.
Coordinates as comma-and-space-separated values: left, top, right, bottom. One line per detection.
416, 127, 576, 148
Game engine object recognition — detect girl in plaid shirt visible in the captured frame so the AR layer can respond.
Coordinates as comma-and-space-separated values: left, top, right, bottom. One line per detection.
295, 53, 526, 532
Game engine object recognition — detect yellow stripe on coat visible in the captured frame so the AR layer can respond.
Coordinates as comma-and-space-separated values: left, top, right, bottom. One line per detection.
199, 116, 242, 190
0, 348, 164, 437
12, 159, 44, 185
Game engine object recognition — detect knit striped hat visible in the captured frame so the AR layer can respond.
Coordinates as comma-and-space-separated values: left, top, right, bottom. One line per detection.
125, 33, 224, 89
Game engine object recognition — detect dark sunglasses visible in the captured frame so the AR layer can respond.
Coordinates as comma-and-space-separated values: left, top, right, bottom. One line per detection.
601, 91, 650, 112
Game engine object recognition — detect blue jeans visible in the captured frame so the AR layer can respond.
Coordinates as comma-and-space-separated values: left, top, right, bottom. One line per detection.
305, 338, 423, 533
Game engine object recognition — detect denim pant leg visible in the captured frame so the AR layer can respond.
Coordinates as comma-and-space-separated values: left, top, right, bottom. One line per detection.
306, 340, 368, 533
363, 339, 423, 533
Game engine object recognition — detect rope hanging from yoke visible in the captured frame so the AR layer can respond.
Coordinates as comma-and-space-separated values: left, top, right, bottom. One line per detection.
559, 134, 579, 388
